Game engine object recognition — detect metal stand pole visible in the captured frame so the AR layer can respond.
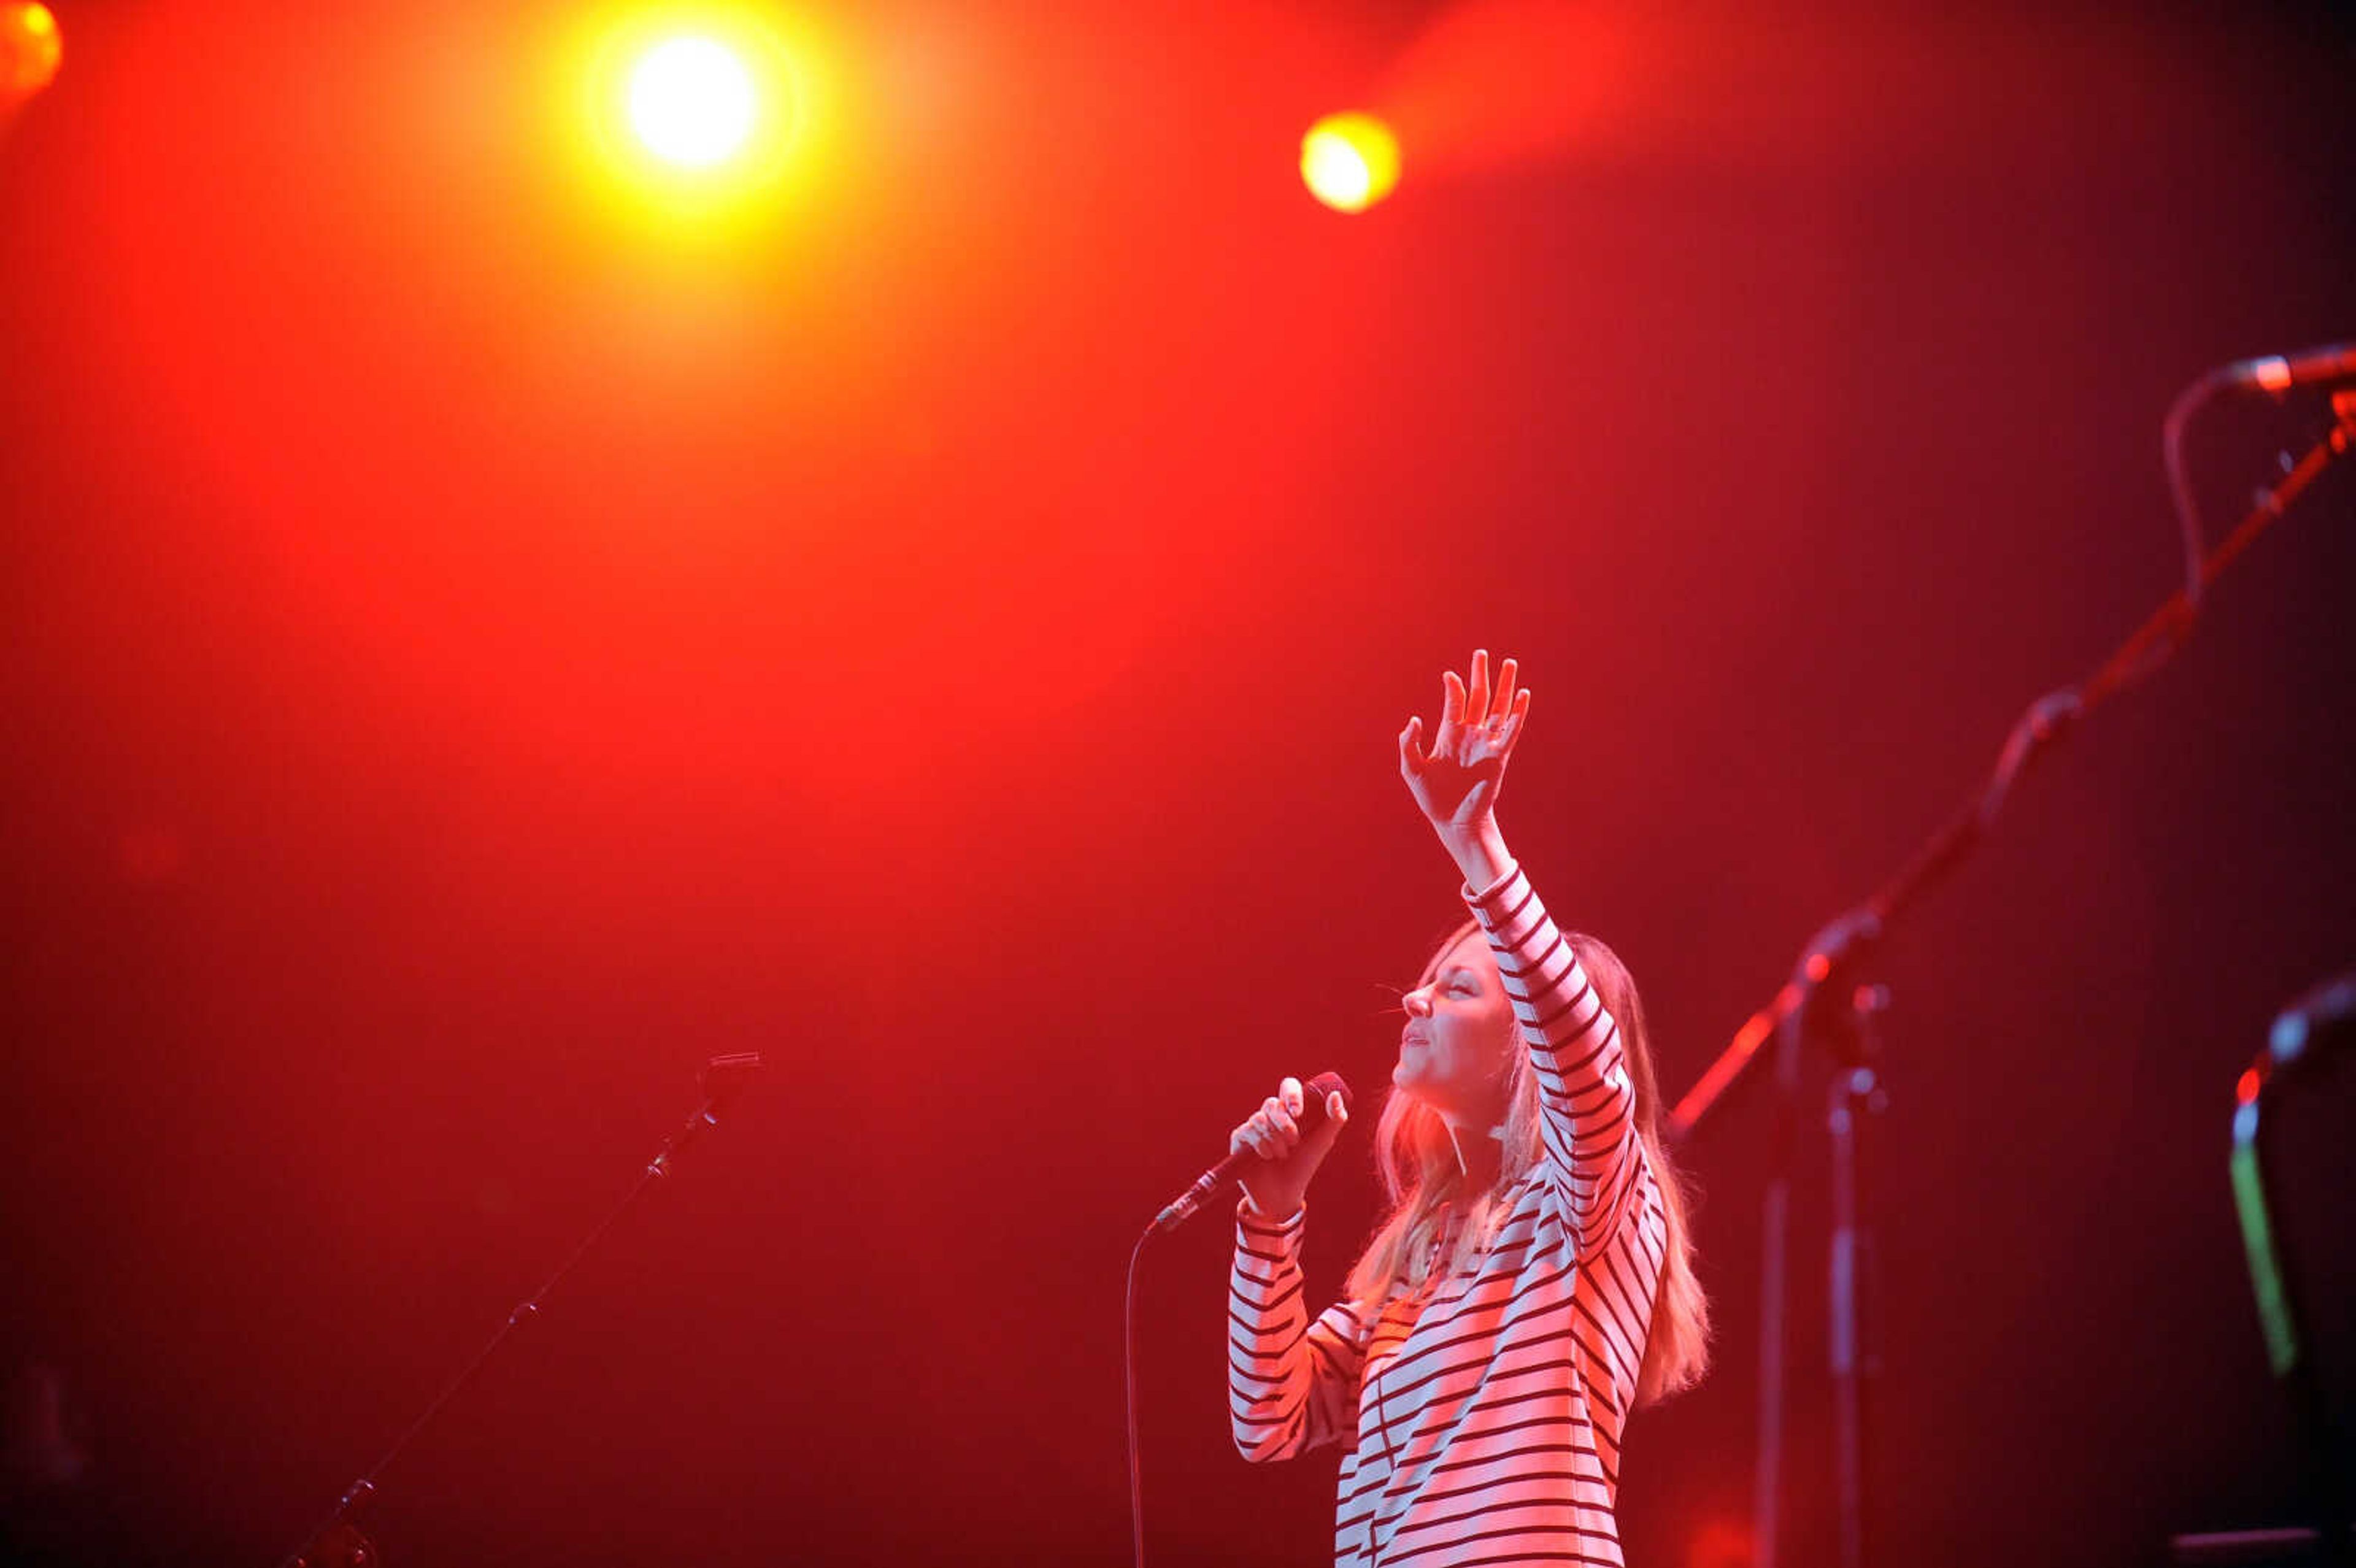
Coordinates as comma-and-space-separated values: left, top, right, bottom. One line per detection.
1828, 988, 1887, 1568
274, 1052, 763, 1568
1700, 396, 2354, 1568
1752, 994, 1805, 1568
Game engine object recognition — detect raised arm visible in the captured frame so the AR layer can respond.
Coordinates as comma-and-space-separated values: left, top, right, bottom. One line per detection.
1399, 651, 1646, 1258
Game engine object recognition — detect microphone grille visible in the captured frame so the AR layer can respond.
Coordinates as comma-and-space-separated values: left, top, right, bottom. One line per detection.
1304, 1070, 1353, 1114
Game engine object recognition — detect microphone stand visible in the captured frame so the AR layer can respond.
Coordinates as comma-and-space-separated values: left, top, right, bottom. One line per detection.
1671, 390, 2356, 1568
274, 1052, 764, 1568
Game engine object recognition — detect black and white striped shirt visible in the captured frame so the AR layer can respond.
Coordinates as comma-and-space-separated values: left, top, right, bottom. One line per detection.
1229, 863, 1666, 1566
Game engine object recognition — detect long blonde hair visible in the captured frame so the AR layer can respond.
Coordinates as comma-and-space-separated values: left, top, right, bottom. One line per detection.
1345, 923, 1711, 1407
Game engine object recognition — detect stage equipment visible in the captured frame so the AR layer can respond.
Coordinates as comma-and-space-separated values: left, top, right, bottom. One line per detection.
1668, 367, 2356, 1568
569, 7, 808, 220
1, 2, 60, 101
629, 34, 757, 167
275, 1053, 764, 1568
1302, 112, 1401, 213
2215, 342, 2356, 399
2166, 975, 2355, 1565
1126, 1070, 1352, 1568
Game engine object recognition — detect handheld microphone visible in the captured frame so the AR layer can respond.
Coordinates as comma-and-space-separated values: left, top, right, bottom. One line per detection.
1153, 1071, 1352, 1232
2217, 342, 2356, 398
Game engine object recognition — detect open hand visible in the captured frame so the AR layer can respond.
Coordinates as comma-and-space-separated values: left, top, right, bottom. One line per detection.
1399, 650, 1530, 850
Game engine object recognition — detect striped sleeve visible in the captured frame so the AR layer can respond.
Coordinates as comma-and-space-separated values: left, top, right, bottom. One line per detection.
1227, 1203, 1367, 1462
1465, 861, 1644, 1262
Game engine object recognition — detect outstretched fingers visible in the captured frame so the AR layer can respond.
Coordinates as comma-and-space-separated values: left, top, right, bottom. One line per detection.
1408, 651, 1531, 786
1499, 686, 1531, 752
1491, 656, 1519, 726
1398, 715, 1428, 775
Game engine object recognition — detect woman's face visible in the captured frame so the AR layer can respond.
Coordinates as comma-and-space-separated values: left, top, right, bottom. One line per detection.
1395, 931, 1518, 1128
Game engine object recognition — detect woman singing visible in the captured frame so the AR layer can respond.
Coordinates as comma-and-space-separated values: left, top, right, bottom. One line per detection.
1225, 651, 1709, 1567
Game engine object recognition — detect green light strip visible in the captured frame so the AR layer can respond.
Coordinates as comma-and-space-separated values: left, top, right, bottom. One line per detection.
2230, 1110, 2300, 1378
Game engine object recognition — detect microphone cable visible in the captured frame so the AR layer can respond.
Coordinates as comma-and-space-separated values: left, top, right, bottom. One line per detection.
1125, 1075, 1345, 1568
1125, 1221, 1155, 1568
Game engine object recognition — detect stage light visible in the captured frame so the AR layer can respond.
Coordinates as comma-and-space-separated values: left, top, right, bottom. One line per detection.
628, 34, 756, 168
562, 7, 823, 228
1301, 111, 1400, 213
1, 2, 63, 99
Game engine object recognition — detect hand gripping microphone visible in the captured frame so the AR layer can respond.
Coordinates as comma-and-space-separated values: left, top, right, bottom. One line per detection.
1153, 1071, 1352, 1232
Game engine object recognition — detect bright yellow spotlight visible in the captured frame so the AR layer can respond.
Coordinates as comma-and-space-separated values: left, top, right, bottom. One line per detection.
561, 7, 827, 236
629, 35, 757, 167
1, 2, 64, 99
1301, 112, 1400, 213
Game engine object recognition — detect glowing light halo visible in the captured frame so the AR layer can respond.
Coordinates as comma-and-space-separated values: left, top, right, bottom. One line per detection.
556, 4, 833, 236
1301, 111, 1400, 213
2, 2, 64, 100
628, 34, 756, 168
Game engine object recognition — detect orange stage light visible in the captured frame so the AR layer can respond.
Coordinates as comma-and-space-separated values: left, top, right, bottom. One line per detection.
1, 2, 63, 99
1301, 110, 1400, 213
